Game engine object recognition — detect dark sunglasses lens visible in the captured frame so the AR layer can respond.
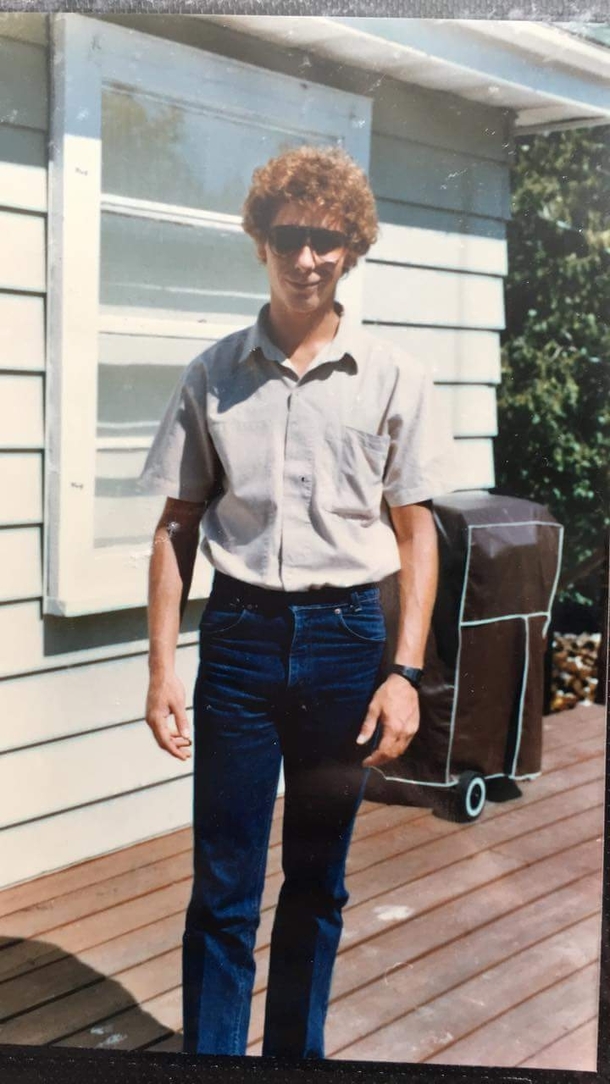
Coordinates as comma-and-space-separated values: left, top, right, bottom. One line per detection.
311, 229, 346, 254
269, 226, 307, 254
268, 226, 347, 256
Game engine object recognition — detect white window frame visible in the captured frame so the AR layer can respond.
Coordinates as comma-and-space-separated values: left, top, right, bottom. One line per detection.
45, 13, 372, 616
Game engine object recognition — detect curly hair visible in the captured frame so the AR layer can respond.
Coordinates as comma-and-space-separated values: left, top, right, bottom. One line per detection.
242, 145, 378, 268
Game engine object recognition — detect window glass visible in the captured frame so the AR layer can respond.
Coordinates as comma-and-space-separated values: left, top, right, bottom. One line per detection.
99, 213, 268, 321
101, 87, 334, 212
94, 448, 157, 549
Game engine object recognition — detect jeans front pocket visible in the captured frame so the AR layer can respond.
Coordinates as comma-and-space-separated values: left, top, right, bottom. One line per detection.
199, 604, 248, 638
336, 597, 387, 643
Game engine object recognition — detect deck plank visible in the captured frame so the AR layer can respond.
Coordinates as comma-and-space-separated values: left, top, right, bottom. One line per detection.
425, 962, 600, 1068
0, 829, 192, 920
333, 916, 600, 1061
519, 1017, 599, 1070
0, 882, 191, 983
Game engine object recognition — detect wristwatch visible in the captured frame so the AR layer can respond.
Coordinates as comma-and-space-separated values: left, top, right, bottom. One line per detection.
389, 664, 424, 690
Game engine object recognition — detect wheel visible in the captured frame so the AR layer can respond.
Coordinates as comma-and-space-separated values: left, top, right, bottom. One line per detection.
456, 771, 486, 821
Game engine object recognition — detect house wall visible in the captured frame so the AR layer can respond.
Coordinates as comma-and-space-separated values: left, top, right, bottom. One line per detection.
0, 14, 512, 889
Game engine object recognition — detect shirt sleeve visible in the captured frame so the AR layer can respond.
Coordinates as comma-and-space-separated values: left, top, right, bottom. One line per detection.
382, 360, 456, 507
138, 358, 221, 503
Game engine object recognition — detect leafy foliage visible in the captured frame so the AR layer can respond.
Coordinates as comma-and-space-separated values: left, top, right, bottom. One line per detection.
495, 126, 610, 606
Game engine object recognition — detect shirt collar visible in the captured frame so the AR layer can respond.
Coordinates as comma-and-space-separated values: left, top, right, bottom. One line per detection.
237, 302, 363, 372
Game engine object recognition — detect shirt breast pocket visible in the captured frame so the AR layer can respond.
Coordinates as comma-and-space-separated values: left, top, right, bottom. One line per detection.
321, 425, 390, 521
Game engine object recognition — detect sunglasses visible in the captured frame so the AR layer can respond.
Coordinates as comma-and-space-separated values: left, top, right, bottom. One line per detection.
267, 225, 348, 257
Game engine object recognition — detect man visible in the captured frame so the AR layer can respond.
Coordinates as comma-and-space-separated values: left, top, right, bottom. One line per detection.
140, 145, 452, 1059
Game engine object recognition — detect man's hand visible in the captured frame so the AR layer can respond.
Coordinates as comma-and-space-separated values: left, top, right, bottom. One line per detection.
145, 671, 192, 761
356, 673, 419, 768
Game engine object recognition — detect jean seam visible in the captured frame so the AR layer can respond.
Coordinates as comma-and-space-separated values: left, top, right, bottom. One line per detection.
242, 771, 279, 1052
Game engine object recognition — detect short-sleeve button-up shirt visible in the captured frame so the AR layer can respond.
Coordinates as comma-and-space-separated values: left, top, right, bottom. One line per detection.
139, 304, 454, 590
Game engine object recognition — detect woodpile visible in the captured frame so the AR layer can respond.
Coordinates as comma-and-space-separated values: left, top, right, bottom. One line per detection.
550, 632, 601, 712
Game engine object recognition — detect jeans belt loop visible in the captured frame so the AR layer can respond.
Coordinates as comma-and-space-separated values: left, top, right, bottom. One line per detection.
349, 590, 362, 612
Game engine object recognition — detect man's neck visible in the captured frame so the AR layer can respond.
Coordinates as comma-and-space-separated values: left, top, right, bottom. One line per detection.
266, 300, 340, 375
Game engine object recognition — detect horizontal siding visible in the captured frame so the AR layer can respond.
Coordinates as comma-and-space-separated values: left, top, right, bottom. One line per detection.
371, 134, 511, 221
0, 644, 199, 753
0, 36, 48, 131
0, 209, 46, 292
363, 263, 505, 329
0, 374, 44, 448
372, 78, 511, 163
0, 526, 41, 601
0, 720, 192, 829
0, 294, 45, 371
0, 453, 43, 524
371, 222, 507, 276
0, 602, 51, 679
435, 385, 497, 439
0, 599, 201, 679
0, 776, 192, 889
0, 125, 47, 212
375, 199, 507, 241
453, 438, 495, 490
366, 326, 501, 385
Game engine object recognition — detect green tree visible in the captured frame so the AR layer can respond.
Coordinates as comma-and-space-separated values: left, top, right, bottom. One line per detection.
496, 126, 610, 608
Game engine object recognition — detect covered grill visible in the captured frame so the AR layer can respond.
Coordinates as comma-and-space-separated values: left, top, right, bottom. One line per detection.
369, 493, 564, 820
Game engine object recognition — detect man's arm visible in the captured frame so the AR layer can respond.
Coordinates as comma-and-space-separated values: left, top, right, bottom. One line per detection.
357, 501, 438, 768
145, 497, 206, 761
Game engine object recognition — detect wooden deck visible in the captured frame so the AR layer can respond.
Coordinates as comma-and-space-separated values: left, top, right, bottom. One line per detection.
0, 703, 605, 1070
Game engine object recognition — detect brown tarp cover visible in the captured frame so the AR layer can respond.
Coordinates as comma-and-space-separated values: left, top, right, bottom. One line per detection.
370, 492, 563, 804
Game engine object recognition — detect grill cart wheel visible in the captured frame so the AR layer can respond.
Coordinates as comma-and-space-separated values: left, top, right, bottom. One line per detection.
456, 771, 486, 821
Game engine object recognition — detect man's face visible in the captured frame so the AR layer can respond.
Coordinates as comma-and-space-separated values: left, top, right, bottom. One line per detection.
258, 201, 350, 317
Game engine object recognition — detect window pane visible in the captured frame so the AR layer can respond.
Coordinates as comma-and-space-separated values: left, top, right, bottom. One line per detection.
99, 333, 212, 368
94, 446, 160, 549
95, 350, 195, 550
97, 362, 180, 442
102, 87, 328, 213
99, 213, 268, 322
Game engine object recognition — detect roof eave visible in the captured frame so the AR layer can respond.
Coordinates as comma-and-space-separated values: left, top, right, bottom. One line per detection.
203, 16, 610, 131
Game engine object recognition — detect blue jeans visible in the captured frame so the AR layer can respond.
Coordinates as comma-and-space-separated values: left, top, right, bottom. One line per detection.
182, 575, 386, 1058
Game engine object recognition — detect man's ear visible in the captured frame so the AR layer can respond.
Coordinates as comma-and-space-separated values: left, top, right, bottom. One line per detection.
256, 241, 267, 265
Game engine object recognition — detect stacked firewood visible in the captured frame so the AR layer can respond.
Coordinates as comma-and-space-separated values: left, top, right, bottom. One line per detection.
550, 632, 601, 711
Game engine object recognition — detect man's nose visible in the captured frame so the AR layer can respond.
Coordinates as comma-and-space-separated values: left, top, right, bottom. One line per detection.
294, 243, 317, 270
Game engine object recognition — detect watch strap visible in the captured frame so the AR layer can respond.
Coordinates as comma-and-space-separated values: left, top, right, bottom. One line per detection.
389, 664, 423, 689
